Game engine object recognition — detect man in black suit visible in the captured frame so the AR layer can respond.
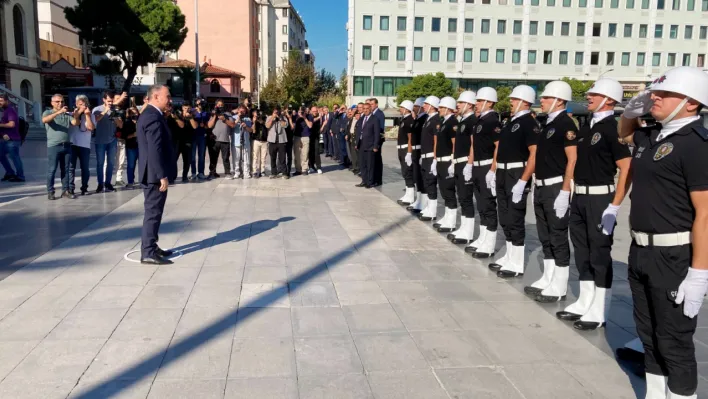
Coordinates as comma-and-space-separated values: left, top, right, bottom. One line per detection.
137, 84, 175, 265
369, 98, 386, 186
321, 106, 334, 158
355, 103, 380, 189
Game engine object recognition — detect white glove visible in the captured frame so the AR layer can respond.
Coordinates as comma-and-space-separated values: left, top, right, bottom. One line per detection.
463, 164, 473, 182
405, 152, 412, 166
600, 204, 621, 235
511, 180, 527, 203
447, 163, 454, 179
430, 159, 437, 176
419, 156, 423, 165
675, 268, 708, 318
485, 171, 495, 189
623, 90, 654, 119
553, 190, 571, 219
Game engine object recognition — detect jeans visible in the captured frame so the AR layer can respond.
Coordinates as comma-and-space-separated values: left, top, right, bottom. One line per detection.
70, 145, 91, 192
0, 140, 24, 179
126, 148, 139, 184
191, 134, 206, 176
95, 141, 117, 186
47, 142, 72, 193
113, 139, 126, 183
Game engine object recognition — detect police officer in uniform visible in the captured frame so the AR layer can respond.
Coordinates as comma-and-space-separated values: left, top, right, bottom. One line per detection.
397, 100, 416, 205
618, 66, 708, 399
466, 87, 501, 259
524, 81, 578, 303
407, 97, 428, 213
432, 96, 460, 232
448, 91, 477, 244
555, 78, 632, 331
417, 96, 442, 221
492, 85, 539, 278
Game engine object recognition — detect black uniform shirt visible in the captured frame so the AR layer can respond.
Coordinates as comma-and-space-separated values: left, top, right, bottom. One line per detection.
472, 111, 501, 161
574, 115, 631, 186
497, 112, 539, 163
436, 115, 457, 157
398, 114, 414, 146
412, 113, 428, 147
629, 120, 708, 234
421, 113, 440, 153
454, 113, 477, 158
535, 111, 579, 179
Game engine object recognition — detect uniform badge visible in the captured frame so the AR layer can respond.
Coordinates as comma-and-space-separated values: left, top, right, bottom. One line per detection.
590, 132, 601, 145
461, 124, 466, 132
511, 123, 520, 132
566, 131, 576, 141
653, 142, 674, 161
453, 125, 458, 132
546, 128, 555, 139
578, 138, 585, 143
533, 127, 541, 134
476, 125, 483, 134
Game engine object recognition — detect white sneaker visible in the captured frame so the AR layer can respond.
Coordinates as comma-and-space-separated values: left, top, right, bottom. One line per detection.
317, 169, 323, 174
245, 175, 252, 179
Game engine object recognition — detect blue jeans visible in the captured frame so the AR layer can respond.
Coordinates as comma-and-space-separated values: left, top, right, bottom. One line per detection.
191, 134, 206, 175
126, 148, 139, 184
47, 142, 72, 193
0, 140, 24, 180
95, 141, 117, 185
70, 145, 90, 192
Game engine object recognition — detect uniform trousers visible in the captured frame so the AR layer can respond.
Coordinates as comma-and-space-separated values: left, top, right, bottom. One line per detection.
533, 183, 570, 266
454, 163, 475, 218
360, 150, 375, 186
629, 242, 696, 396
569, 192, 614, 288
471, 164, 497, 231
496, 168, 530, 245
141, 183, 167, 258
397, 148, 415, 188
436, 161, 457, 208
412, 150, 425, 194
420, 158, 438, 200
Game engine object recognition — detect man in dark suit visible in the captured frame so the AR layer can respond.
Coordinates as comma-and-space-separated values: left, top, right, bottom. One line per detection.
321, 106, 334, 158
369, 98, 386, 186
355, 103, 380, 189
330, 105, 342, 161
137, 84, 175, 265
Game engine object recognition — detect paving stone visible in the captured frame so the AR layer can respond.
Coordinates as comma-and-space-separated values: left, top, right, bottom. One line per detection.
469, 328, 553, 365
353, 333, 429, 372
0, 341, 40, 380
410, 331, 491, 368
131, 285, 193, 309
442, 302, 514, 330
334, 282, 388, 306
0, 379, 76, 399
503, 363, 596, 398
367, 370, 449, 399
100, 266, 157, 286
186, 283, 241, 309
377, 282, 434, 304
294, 335, 363, 375
69, 378, 153, 399
435, 367, 524, 399
46, 308, 127, 340
298, 373, 374, 399
8, 339, 105, 381
239, 283, 290, 308
0, 284, 44, 309
243, 266, 287, 283
0, 308, 69, 341
77, 285, 144, 310
110, 308, 183, 341
391, 303, 461, 331
563, 363, 640, 398
233, 307, 293, 338
147, 379, 226, 399
342, 304, 406, 334
17, 284, 94, 311
327, 264, 374, 282
196, 266, 245, 285
224, 377, 298, 399
80, 338, 170, 382
291, 307, 350, 337
229, 337, 296, 378
157, 334, 233, 379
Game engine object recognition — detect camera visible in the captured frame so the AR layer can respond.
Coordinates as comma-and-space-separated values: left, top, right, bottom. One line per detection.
110, 105, 126, 120
194, 98, 207, 109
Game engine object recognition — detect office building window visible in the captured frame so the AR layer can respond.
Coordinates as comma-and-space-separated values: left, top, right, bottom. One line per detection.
670, 25, 678, 39
548, 0, 556, 4
672, 0, 680, 9
529, 50, 537, 63
561, 22, 570, 35
685, 26, 693, 39
481, 19, 491, 33
496, 49, 505, 63
362, 46, 372, 60
431, 47, 440, 61
652, 52, 661, 66
655, 24, 663, 38
515, 0, 523, 4
595, 0, 603, 6
282, 8, 288, 17
379, 46, 389, 61
513, 20, 522, 34
657, 0, 665, 8
621, 52, 630, 65
641, 0, 649, 8
545, 21, 554, 35
449, 18, 458, 32
543, 50, 553, 64
591, 51, 599, 65
611, 0, 619, 6
698, 54, 705, 67
465, 19, 474, 33
577, 22, 586, 36
637, 52, 645, 66
282, 42, 287, 51
606, 51, 615, 65
608, 23, 617, 37
563, 0, 572, 4
687, 0, 695, 9
414, 47, 423, 61
512, 49, 521, 63
363, 15, 373, 30
415, 17, 424, 31
667, 52, 676, 66
380, 16, 389, 31
624, 24, 632, 37
580, 0, 588, 6
703, 0, 708, 10
683, 53, 691, 66
701, 26, 708, 39
530, 21, 538, 35
531, 0, 539, 4
626, 0, 635, 7
282, 25, 288, 34
559, 51, 568, 64
464, 48, 473, 62
448, 48, 457, 61
432, 18, 441, 32
397, 17, 407, 31
575, 51, 584, 65
480, 48, 489, 62
593, 23, 601, 36
639, 24, 648, 38
498, 20, 507, 34
396, 47, 406, 61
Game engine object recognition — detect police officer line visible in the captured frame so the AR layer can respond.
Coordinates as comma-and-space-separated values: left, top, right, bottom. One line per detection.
393, 66, 708, 399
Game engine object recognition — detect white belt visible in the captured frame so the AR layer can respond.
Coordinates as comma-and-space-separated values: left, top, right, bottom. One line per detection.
412, 145, 421, 150
631, 230, 692, 247
497, 162, 526, 170
575, 184, 615, 195
535, 176, 564, 187
473, 159, 493, 166
421, 152, 435, 159
397, 144, 408, 149
452, 156, 469, 164
436, 156, 453, 162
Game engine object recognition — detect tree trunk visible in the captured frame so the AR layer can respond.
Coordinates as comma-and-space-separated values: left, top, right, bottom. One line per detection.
122, 66, 137, 94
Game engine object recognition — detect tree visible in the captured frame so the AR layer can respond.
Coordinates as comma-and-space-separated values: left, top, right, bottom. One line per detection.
316, 92, 345, 109
494, 86, 512, 113
91, 58, 123, 90
313, 68, 337, 98
172, 67, 208, 104
338, 69, 348, 99
280, 51, 316, 106
259, 78, 288, 111
561, 77, 595, 101
65, 0, 188, 93
395, 73, 455, 105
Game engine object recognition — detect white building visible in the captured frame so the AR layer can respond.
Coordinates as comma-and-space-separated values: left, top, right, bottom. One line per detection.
37, 0, 79, 48
347, 0, 708, 107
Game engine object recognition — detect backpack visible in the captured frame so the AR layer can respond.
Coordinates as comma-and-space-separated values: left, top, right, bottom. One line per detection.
18, 117, 28, 144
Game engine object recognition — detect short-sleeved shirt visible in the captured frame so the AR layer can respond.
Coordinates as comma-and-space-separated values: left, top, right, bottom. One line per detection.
454, 113, 477, 158
397, 114, 414, 146
472, 111, 501, 161
421, 113, 440, 153
0, 105, 20, 141
436, 115, 457, 157
233, 115, 252, 147
92, 105, 117, 145
535, 112, 578, 179
69, 113, 93, 149
574, 115, 631, 186
296, 115, 313, 138
412, 114, 428, 147
43, 109, 71, 147
497, 113, 539, 163
629, 120, 708, 234
212, 117, 232, 143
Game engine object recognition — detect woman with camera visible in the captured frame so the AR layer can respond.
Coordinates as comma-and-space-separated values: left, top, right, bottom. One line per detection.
68, 95, 95, 196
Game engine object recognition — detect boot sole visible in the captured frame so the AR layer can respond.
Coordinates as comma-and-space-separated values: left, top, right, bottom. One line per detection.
496, 271, 522, 278
535, 295, 567, 303
471, 252, 494, 259
488, 264, 503, 271
397, 200, 411, 206
523, 286, 543, 296
555, 311, 582, 321
573, 321, 605, 331
464, 246, 478, 253
437, 227, 454, 233
451, 238, 470, 244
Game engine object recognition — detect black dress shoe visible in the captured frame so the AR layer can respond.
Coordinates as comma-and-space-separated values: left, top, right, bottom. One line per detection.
355, 182, 367, 187
61, 190, 77, 199
556, 311, 582, 321
488, 263, 503, 271
497, 270, 523, 279
535, 293, 566, 303
48, 192, 57, 200
104, 183, 115, 192
1, 174, 13, 181
573, 320, 605, 331
157, 248, 174, 257
524, 286, 543, 296
464, 246, 477, 254
397, 200, 411, 206
95, 184, 104, 193
418, 215, 435, 222
8, 176, 24, 182
437, 226, 454, 233
472, 251, 493, 259
80, 189, 88, 196
140, 255, 174, 265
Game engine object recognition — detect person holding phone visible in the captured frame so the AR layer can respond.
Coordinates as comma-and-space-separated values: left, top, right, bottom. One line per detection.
42, 94, 74, 200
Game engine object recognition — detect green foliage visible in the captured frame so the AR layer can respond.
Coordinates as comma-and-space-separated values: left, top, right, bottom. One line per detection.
260, 78, 288, 110
313, 69, 337, 98
395, 73, 455, 105
280, 51, 317, 106
172, 67, 208, 103
316, 92, 346, 109
338, 69, 348, 99
561, 77, 595, 101
494, 86, 512, 113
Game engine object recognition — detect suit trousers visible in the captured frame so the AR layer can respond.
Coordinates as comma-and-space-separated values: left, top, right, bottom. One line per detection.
141, 183, 168, 258
331, 133, 340, 159
374, 145, 383, 185
398, 148, 414, 188
361, 150, 375, 186
268, 142, 287, 175
420, 158, 438, 200
471, 164, 498, 231
308, 135, 322, 170
285, 140, 294, 175
412, 151, 425, 194
347, 141, 358, 171
436, 161, 457, 208
454, 163, 475, 218
323, 131, 331, 156
252, 140, 268, 174
294, 136, 310, 172
569, 193, 615, 288
496, 168, 530, 246
209, 141, 231, 175
339, 133, 349, 165
533, 184, 570, 266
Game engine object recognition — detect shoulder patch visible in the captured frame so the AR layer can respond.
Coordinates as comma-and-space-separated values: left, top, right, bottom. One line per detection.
694, 126, 708, 141
566, 131, 577, 141
436, 124, 441, 130
453, 125, 458, 132
590, 132, 601, 145
476, 125, 483, 134
511, 123, 520, 132
653, 142, 674, 161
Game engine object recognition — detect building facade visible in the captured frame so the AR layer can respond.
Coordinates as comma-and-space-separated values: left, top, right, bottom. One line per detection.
37, 0, 80, 50
347, 0, 708, 107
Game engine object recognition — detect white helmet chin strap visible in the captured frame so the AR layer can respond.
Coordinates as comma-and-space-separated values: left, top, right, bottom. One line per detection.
513, 100, 522, 114
592, 97, 608, 113
660, 97, 689, 125
549, 98, 558, 114
481, 101, 488, 113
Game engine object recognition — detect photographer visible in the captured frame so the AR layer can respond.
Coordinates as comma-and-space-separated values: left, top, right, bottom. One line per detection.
92, 91, 123, 193
207, 99, 235, 178
266, 107, 291, 179
231, 105, 253, 179
293, 106, 318, 176
42, 94, 74, 200
69, 94, 95, 195
191, 98, 209, 180
308, 106, 323, 174
251, 109, 268, 178
170, 103, 196, 183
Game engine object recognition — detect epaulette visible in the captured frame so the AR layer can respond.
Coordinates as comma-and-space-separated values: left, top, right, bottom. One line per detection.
693, 125, 708, 141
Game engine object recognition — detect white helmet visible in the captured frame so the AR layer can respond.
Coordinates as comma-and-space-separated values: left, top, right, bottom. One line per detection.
399, 100, 414, 112
457, 91, 477, 104
424, 96, 440, 108
439, 96, 457, 110
649, 66, 708, 106
510, 85, 536, 104
586, 78, 624, 103
541, 80, 572, 101
414, 97, 426, 107
477, 87, 498, 103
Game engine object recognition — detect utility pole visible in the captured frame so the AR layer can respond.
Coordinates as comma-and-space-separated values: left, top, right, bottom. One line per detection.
195, 0, 200, 99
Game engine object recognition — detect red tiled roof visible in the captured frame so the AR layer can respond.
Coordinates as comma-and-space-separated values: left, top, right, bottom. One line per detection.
156, 59, 244, 77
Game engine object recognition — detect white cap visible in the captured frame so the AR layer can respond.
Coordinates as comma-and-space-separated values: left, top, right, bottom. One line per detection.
477, 87, 498, 103
439, 96, 457, 110
586, 78, 624, 103
541, 81, 573, 101
414, 97, 426, 107
509, 85, 536, 104
649, 66, 708, 106
399, 100, 414, 112
457, 91, 477, 104
424, 96, 440, 108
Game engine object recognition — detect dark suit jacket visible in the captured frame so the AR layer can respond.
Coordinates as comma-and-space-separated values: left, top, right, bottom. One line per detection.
354, 117, 364, 146
321, 112, 334, 136
372, 108, 386, 144
358, 114, 381, 151
137, 105, 174, 185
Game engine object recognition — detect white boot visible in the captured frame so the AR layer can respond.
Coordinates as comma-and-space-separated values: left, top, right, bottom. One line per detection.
667, 390, 697, 399
437, 208, 457, 232
498, 244, 525, 277
419, 199, 438, 221
574, 287, 608, 330
524, 259, 556, 295
645, 374, 668, 399
409, 192, 427, 212
489, 241, 511, 271
398, 187, 415, 205
535, 264, 569, 303
466, 228, 486, 253
557, 280, 595, 321
451, 217, 475, 243
433, 207, 451, 228
472, 229, 497, 258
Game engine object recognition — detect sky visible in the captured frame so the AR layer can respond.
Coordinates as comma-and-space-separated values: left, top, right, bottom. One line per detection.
290, 0, 348, 76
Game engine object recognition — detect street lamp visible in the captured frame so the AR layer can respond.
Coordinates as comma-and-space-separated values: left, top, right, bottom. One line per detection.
370, 61, 378, 97
599, 68, 614, 79
195, 0, 200, 99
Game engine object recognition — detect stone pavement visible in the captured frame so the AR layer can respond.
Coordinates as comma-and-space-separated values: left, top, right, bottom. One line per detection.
0, 141, 703, 398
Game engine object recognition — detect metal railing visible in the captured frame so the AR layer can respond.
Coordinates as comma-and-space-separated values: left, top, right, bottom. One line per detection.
0, 85, 41, 124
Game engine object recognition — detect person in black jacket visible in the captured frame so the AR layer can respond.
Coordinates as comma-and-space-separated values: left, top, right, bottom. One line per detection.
355, 103, 381, 188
